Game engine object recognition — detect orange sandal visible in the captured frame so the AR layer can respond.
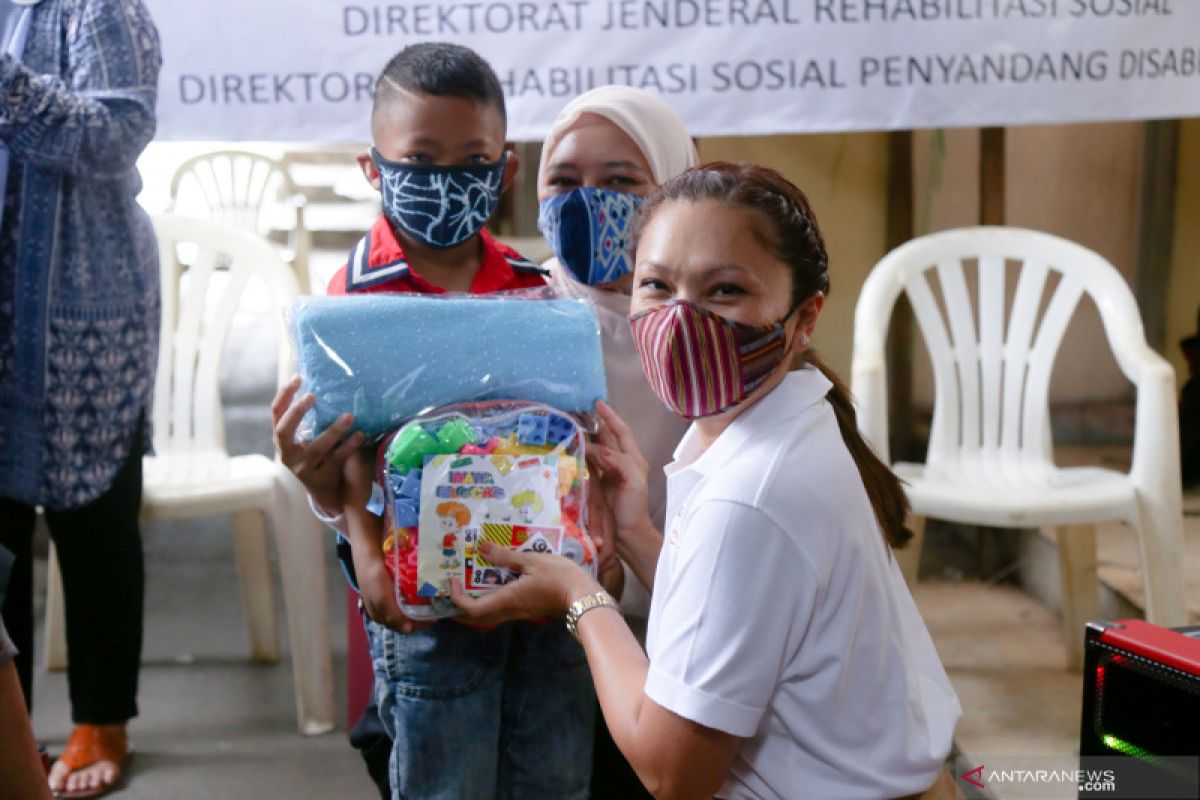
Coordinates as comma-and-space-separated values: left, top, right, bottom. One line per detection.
51, 724, 132, 800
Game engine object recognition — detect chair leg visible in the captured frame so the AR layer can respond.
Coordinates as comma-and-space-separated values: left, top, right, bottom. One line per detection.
1134, 499, 1189, 627
1054, 523, 1099, 672
270, 472, 335, 735
232, 509, 281, 663
895, 514, 926, 587
43, 537, 69, 672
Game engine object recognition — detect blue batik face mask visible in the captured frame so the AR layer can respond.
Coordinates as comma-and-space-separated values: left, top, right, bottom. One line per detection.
372, 148, 508, 249
537, 188, 644, 286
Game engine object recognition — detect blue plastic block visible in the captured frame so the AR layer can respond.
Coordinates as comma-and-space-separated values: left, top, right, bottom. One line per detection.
517, 413, 549, 446
398, 469, 423, 499
392, 499, 419, 528
545, 413, 575, 445
417, 582, 439, 598
481, 418, 517, 440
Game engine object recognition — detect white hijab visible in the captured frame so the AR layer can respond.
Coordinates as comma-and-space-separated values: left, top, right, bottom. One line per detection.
537, 85, 699, 186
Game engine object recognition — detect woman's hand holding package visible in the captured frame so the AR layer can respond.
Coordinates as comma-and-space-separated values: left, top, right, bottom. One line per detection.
342, 449, 431, 635
450, 542, 600, 627
272, 375, 365, 515
588, 401, 663, 591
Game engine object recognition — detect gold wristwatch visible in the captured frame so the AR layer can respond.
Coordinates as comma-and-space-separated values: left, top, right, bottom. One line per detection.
565, 590, 617, 642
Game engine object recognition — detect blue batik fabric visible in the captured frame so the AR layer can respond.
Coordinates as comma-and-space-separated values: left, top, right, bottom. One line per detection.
537, 188, 642, 286
0, 0, 162, 509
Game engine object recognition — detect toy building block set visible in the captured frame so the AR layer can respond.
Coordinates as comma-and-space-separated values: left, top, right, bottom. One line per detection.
379, 402, 596, 619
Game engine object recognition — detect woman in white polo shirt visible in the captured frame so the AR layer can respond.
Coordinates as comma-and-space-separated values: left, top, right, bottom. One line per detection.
454, 162, 961, 800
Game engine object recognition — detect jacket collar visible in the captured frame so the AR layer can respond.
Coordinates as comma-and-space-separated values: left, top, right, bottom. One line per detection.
345, 216, 545, 294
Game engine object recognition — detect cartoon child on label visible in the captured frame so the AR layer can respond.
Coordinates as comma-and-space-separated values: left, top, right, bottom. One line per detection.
511, 490, 544, 525
436, 501, 470, 570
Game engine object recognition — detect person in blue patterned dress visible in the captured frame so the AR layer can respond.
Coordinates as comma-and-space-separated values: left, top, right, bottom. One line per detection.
0, 0, 160, 796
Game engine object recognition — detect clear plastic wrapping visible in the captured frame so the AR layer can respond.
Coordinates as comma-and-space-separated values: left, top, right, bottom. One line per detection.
379, 401, 596, 619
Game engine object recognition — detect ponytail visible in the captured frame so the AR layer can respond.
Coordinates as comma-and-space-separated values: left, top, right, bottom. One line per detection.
801, 351, 913, 550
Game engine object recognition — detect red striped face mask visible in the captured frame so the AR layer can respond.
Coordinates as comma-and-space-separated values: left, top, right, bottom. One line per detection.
629, 300, 794, 419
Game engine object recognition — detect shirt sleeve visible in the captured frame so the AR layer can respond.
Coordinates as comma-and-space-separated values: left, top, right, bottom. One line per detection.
309, 496, 349, 536
644, 499, 818, 738
0, 0, 161, 176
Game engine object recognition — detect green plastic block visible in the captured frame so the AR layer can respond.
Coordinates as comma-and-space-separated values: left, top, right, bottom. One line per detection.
386, 425, 440, 471
436, 417, 478, 453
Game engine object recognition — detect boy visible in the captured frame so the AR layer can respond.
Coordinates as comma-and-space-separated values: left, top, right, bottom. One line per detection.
272, 44, 595, 800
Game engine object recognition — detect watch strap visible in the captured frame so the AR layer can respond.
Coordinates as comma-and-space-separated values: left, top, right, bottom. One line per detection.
565, 590, 617, 641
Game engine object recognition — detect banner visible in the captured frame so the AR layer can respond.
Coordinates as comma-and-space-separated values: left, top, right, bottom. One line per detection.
143, 0, 1200, 142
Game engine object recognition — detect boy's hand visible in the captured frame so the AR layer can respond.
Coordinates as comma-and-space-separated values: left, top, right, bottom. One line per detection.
357, 550, 432, 635
342, 450, 432, 634
341, 446, 376, 513
272, 375, 364, 514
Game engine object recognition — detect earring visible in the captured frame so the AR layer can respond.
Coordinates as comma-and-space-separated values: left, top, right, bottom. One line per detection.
797, 334, 811, 347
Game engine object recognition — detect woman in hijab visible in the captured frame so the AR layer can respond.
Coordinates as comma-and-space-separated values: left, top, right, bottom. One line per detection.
535, 86, 697, 798
537, 84, 697, 623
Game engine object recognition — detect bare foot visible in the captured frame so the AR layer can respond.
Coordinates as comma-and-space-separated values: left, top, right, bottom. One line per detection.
48, 723, 129, 798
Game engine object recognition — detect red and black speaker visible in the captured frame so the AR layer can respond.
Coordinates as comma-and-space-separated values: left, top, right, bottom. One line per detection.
1079, 620, 1200, 799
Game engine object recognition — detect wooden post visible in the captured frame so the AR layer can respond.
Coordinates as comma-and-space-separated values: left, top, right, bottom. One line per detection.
980, 127, 1006, 226
886, 131, 917, 462
1135, 120, 1179, 353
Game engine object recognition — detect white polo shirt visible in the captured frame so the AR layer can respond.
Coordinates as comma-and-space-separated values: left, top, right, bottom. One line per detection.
644, 368, 961, 800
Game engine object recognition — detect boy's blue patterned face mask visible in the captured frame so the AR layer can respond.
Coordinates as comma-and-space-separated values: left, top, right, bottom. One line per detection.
372, 148, 507, 249
537, 188, 644, 286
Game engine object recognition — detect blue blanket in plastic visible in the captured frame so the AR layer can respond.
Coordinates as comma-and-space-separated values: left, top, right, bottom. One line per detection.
293, 295, 607, 438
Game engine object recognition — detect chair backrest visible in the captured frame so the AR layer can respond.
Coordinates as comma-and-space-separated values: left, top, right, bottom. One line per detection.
169, 150, 311, 292
151, 214, 299, 459
851, 226, 1153, 482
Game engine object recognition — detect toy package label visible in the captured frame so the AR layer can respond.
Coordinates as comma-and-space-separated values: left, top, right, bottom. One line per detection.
382, 401, 596, 619
415, 453, 564, 596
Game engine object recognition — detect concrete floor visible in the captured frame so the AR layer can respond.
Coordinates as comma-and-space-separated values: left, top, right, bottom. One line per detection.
915, 581, 1085, 800
29, 517, 376, 799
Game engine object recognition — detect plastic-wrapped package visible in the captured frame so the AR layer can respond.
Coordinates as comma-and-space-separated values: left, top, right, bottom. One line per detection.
290, 293, 607, 440
379, 401, 596, 619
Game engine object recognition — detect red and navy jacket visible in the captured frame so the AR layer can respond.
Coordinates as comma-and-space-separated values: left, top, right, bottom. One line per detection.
327, 215, 548, 296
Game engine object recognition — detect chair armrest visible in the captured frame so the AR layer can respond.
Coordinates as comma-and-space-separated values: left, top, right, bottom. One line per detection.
850, 354, 890, 464
1127, 347, 1182, 507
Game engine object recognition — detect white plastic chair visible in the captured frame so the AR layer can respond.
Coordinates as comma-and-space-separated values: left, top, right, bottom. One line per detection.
851, 226, 1188, 668
170, 150, 312, 293
44, 215, 334, 734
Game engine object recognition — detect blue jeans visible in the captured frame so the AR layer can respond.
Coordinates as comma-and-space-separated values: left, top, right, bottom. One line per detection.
367, 617, 595, 800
